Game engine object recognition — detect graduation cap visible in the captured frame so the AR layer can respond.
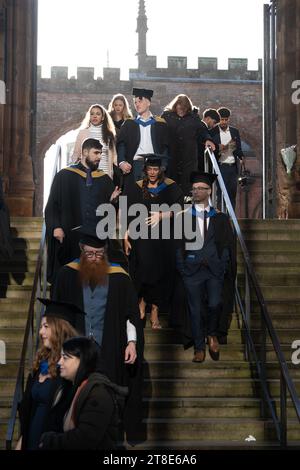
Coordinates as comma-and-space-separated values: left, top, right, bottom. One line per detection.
38, 298, 86, 328
132, 88, 153, 101
72, 225, 107, 248
139, 153, 170, 167
190, 172, 218, 188
217, 107, 231, 118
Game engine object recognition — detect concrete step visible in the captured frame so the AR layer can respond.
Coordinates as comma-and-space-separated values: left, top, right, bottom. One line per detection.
144, 327, 300, 345
0, 328, 27, 342
143, 343, 298, 362
127, 438, 300, 450
143, 378, 300, 398
4, 343, 32, 361
0, 298, 30, 311
0, 361, 20, 378
242, 230, 300, 241
251, 300, 300, 315
238, 252, 300, 264
0, 310, 27, 327
0, 286, 36, 300
11, 227, 42, 240
249, 314, 300, 329
135, 417, 300, 442
143, 397, 300, 420
11, 217, 43, 226
144, 361, 300, 380
238, 219, 300, 230
240, 285, 300, 301
238, 273, 300, 286
238, 240, 300, 253
238, 265, 300, 275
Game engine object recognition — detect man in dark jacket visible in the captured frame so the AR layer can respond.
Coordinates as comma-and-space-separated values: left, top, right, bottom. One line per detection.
211, 107, 244, 210
117, 88, 169, 191
175, 172, 235, 363
198, 108, 220, 172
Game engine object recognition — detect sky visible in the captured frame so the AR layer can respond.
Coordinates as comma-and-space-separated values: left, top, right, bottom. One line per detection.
38, 0, 270, 80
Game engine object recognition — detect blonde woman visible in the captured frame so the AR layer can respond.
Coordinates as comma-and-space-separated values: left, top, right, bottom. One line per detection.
72, 104, 117, 178
108, 94, 132, 135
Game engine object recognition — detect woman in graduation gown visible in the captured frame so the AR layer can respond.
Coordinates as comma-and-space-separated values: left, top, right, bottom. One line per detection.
124, 154, 184, 328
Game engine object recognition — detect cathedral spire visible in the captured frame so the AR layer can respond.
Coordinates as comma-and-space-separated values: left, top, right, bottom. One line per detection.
136, 0, 148, 69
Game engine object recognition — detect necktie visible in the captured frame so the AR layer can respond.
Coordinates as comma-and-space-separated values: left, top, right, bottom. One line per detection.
86, 168, 93, 187
203, 210, 208, 240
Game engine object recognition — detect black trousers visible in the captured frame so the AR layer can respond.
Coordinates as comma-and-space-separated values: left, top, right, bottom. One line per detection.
217, 163, 238, 210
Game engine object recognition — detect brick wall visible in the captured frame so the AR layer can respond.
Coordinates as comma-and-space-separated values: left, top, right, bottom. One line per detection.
36, 59, 263, 217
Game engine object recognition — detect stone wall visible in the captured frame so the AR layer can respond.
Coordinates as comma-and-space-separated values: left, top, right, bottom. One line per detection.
36, 57, 263, 217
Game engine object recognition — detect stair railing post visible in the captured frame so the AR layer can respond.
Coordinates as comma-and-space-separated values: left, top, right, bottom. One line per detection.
280, 371, 287, 447
244, 267, 251, 361
260, 312, 267, 418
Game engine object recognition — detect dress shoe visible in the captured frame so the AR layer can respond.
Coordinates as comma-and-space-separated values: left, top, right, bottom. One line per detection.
207, 335, 220, 361
192, 350, 206, 363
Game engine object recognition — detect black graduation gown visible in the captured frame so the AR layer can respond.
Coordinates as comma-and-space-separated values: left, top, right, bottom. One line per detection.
126, 178, 184, 311
161, 109, 211, 195
19, 371, 72, 450
45, 164, 115, 283
51, 262, 144, 441
170, 210, 236, 347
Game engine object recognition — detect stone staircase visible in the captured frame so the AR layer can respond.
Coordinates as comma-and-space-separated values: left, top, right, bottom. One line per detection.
0, 217, 43, 449
137, 219, 300, 449
1, 218, 300, 449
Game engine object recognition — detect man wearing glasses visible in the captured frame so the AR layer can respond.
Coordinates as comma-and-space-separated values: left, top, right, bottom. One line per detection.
175, 172, 235, 363
52, 224, 144, 444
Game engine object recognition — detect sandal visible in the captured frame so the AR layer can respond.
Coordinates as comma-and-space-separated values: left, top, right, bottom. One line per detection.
150, 305, 161, 329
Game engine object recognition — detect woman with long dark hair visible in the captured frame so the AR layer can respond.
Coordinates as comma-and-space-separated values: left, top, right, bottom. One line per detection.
72, 104, 117, 178
39, 337, 127, 450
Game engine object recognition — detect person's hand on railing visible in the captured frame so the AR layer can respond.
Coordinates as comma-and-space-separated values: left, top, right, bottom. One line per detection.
53, 227, 65, 243
205, 140, 216, 151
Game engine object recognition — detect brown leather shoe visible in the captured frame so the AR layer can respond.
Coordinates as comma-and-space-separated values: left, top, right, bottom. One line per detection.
207, 335, 220, 361
192, 350, 206, 363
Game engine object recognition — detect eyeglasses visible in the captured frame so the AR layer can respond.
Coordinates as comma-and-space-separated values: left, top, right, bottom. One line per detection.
191, 187, 210, 192
83, 250, 104, 259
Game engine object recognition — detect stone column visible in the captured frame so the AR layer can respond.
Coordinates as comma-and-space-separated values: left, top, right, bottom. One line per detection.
0, 0, 36, 216
276, 0, 300, 218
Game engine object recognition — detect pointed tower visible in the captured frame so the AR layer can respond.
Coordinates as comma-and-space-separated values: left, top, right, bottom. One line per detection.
136, 0, 148, 70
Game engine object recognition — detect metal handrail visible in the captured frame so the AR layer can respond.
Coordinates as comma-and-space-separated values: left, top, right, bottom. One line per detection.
5, 145, 62, 449
205, 146, 300, 447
